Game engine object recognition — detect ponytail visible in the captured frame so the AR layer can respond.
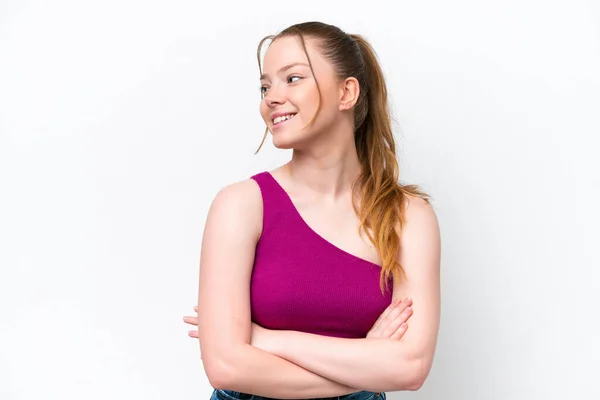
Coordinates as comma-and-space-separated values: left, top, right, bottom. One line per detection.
350, 34, 431, 293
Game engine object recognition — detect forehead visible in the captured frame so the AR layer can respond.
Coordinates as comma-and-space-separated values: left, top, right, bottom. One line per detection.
262, 35, 326, 73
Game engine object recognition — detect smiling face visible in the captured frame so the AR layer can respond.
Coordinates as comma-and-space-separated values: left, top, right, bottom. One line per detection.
259, 35, 342, 149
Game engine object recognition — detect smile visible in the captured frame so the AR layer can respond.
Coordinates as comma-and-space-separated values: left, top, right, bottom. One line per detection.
272, 113, 297, 125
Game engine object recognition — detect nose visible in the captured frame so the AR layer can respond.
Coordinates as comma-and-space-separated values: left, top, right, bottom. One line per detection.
264, 85, 285, 108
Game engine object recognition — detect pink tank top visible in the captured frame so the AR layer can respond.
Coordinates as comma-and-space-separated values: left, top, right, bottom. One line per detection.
249, 171, 393, 338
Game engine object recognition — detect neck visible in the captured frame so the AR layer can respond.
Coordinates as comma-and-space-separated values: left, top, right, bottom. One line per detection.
286, 123, 362, 199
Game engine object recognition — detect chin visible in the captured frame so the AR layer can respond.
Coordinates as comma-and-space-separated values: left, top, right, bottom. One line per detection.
272, 138, 296, 150
271, 123, 319, 150
271, 130, 303, 150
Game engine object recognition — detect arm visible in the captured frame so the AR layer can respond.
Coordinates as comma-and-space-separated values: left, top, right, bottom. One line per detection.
197, 180, 359, 399
253, 197, 441, 392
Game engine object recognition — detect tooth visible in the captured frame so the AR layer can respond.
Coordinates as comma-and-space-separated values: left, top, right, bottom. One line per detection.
273, 114, 295, 125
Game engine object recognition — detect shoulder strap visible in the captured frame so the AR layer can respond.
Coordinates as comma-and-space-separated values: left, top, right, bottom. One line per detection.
250, 171, 292, 233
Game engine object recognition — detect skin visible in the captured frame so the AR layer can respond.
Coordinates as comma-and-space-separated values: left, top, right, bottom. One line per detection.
186, 35, 441, 398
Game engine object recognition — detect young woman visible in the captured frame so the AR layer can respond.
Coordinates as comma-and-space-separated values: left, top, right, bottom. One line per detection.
183, 21, 441, 400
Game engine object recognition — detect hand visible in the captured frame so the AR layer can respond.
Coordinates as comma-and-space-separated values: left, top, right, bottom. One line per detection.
183, 306, 199, 338
366, 297, 413, 340
183, 308, 272, 351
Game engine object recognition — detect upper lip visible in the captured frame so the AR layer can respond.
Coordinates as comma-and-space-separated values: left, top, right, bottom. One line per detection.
270, 111, 297, 122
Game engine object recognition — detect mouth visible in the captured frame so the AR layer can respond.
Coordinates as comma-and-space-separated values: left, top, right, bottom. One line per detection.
271, 113, 297, 128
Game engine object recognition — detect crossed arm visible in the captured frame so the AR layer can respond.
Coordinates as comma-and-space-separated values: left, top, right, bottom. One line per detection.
196, 181, 441, 398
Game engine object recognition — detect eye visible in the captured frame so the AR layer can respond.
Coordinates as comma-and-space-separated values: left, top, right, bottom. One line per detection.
259, 76, 301, 96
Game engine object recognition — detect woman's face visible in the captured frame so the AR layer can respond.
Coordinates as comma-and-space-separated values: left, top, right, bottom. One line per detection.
259, 36, 341, 149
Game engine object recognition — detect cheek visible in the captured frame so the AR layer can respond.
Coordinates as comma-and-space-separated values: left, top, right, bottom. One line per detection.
304, 84, 322, 104
320, 81, 341, 107
295, 86, 320, 118
259, 101, 269, 123
304, 85, 339, 123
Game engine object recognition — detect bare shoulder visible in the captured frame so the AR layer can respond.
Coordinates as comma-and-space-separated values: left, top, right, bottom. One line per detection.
402, 195, 439, 230
398, 193, 441, 275
206, 178, 263, 239
212, 178, 263, 207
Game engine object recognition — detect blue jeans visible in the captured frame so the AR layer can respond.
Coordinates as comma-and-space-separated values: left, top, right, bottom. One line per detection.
210, 389, 386, 400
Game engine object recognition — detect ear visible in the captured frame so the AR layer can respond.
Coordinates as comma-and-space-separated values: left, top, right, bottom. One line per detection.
338, 77, 360, 111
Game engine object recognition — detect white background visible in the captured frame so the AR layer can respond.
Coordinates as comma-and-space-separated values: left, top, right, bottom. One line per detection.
1, 0, 599, 399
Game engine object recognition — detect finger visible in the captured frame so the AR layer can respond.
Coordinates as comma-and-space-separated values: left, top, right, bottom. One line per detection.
372, 298, 403, 330
183, 316, 199, 325
383, 307, 413, 337
399, 297, 411, 308
400, 305, 413, 321
194, 306, 198, 312
384, 299, 412, 324
188, 330, 199, 338
380, 304, 412, 337
390, 323, 408, 340
391, 298, 411, 315
392, 305, 413, 327
370, 298, 412, 337
382, 301, 406, 325
381, 313, 404, 337
372, 298, 407, 335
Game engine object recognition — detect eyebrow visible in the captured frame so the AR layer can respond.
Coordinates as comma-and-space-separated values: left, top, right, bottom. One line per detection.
260, 62, 310, 81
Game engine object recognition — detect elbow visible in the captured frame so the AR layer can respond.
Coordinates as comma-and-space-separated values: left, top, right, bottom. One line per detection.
393, 355, 432, 391
406, 372, 426, 391
202, 347, 245, 390
407, 357, 428, 391
204, 357, 234, 389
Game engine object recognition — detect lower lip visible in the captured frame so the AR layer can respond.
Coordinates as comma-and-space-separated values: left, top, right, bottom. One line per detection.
271, 115, 296, 131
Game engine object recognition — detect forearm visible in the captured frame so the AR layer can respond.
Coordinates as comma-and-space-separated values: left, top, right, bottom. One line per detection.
267, 331, 423, 392
206, 344, 359, 399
